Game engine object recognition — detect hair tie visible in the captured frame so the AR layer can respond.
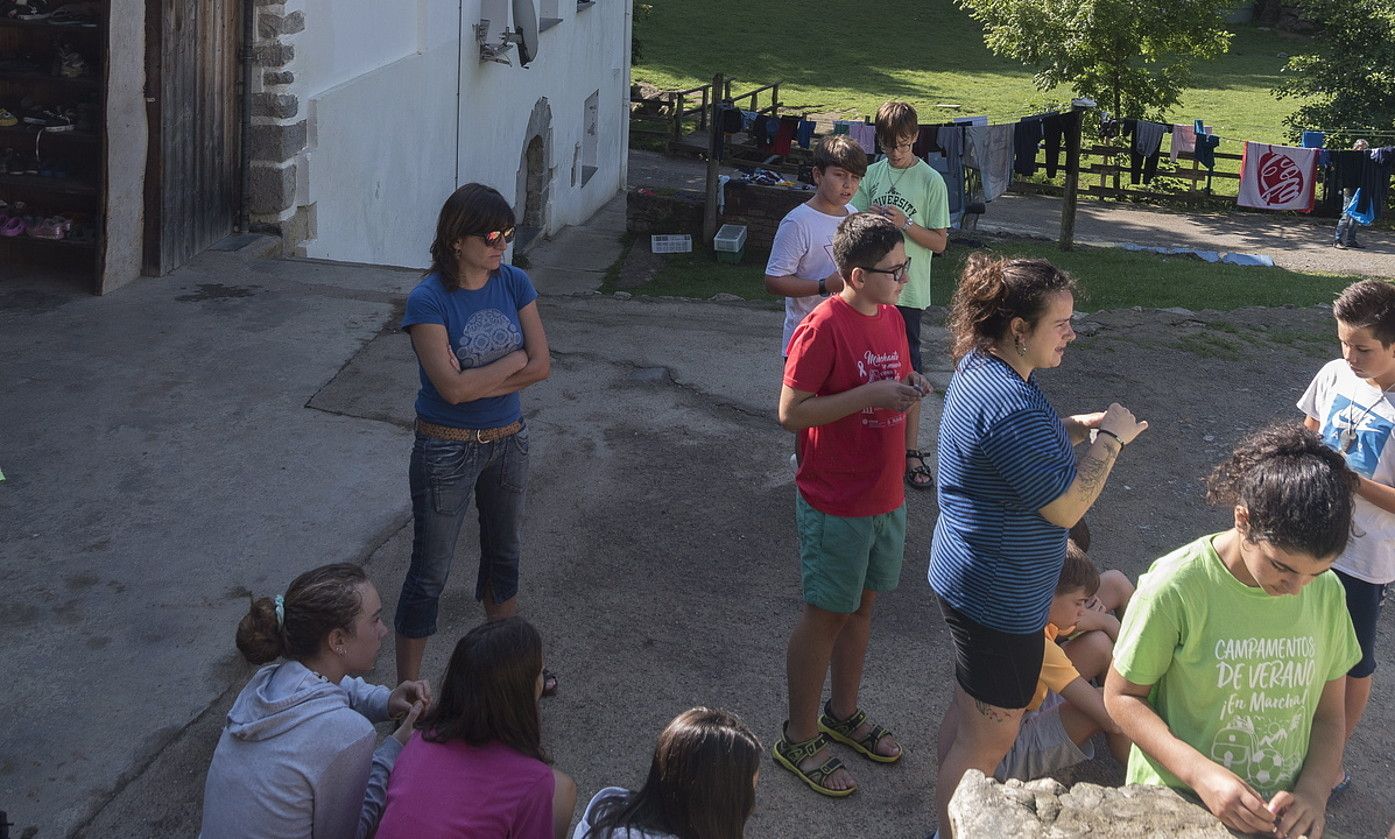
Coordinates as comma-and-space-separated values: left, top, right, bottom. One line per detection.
274, 594, 286, 629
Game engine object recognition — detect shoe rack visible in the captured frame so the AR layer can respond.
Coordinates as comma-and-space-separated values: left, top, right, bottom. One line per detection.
0, 0, 105, 283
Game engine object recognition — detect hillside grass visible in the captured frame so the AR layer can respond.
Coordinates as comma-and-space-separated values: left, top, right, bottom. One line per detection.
634, 0, 1310, 146
611, 239, 1357, 312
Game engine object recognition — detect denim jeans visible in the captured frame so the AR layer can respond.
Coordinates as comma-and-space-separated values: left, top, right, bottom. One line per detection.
1335, 188, 1360, 245
395, 426, 529, 638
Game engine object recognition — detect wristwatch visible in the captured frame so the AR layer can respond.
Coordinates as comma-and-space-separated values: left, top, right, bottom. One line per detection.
901, 218, 913, 232
818, 277, 829, 297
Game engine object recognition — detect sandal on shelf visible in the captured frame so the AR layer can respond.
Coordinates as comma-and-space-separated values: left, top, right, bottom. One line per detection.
818, 701, 901, 764
905, 449, 934, 491
772, 724, 856, 798
0, 216, 26, 237
541, 667, 558, 698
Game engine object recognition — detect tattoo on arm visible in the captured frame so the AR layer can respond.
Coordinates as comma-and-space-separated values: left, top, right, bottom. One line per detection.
1076, 449, 1114, 495
972, 698, 1016, 723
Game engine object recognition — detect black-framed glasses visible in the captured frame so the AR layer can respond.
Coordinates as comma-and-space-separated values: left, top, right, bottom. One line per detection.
479, 227, 516, 247
860, 257, 912, 282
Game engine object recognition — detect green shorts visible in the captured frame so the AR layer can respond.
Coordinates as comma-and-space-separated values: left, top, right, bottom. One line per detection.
795, 492, 907, 613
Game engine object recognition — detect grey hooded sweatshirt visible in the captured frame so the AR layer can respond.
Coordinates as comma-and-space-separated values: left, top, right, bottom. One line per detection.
200, 661, 403, 839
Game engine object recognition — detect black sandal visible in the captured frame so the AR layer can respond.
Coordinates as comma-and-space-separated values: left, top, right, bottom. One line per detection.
906, 449, 934, 490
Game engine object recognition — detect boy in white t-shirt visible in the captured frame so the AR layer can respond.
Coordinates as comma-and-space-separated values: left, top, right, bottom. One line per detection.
764, 135, 867, 357
1298, 278, 1395, 793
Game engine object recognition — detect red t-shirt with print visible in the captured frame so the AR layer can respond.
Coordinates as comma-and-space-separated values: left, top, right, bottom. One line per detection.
783, 295, 911, 517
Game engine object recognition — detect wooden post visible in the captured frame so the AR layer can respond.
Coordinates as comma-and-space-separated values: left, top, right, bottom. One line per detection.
703, 72, 724, 245
1059, 108, 1083, 251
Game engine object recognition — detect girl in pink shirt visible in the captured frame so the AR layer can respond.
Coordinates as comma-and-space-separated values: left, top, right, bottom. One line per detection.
376, 618, 576, 839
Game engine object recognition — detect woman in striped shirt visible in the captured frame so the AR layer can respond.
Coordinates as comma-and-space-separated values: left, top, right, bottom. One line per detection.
928, 254, 1147, 838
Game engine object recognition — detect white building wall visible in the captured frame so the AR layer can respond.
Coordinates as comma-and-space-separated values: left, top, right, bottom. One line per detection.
294, 0, 630, 267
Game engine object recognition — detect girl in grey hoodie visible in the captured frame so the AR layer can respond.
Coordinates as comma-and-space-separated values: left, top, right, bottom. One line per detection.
200, 563, 431, 839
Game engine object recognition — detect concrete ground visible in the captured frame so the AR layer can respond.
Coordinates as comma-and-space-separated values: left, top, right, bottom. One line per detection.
3, 174, 1391, 838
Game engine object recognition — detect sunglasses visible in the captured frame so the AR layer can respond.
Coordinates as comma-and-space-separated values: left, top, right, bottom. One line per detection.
478, 227, 516, 247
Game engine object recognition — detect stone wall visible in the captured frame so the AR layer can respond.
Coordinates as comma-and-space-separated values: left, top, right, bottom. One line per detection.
626, 188, 705, 240
248, 0, 312, 252
949, 770, 1235, 838
720, 181, 813, 251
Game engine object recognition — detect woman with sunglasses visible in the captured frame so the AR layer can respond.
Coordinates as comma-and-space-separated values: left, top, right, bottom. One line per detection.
394, 183, 552, 689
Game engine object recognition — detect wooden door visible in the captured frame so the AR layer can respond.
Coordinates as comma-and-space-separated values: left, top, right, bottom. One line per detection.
142, 0, 241, 275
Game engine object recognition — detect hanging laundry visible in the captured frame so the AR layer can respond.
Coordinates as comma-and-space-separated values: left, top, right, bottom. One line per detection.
1238, 142, 1320, 212
1301, 131, 1325, 149
1098, 114, 1120, 140
752, 114, 775, 151
1013, 116, 1045, 176
718, 105, 742, 135
1170, 124, 1196, 162
935, 124, 966, 217
1041, 113, 1066, 178
1126, 120, 1166, 184
795, 119, 815, 149
966, 123, 1015, 202
952, 115, 988, 127
1193, 120, 1220, 171
832, 120, 852, 136
1357, 147, 1395, 221
847, 122, 876, 154
739, 110, 758, 131
912, 125, 937, 159
773, 116, 799, 156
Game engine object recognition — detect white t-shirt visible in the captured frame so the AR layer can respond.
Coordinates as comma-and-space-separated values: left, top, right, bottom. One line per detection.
1299, 357, 1395, 583
764, 201, 857, 355
570, 787, 676, 839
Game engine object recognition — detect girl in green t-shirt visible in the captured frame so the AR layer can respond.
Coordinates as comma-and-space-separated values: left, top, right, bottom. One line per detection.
1105, 424, 1361, 839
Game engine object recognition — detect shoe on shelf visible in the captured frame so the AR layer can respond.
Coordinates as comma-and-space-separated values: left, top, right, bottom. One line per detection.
13, 0, 50, 20
56, 43, 87, 78
48, 4, 95, 25
28, 215, 70, 240
0, 108, 16, 127
0, 216, 27, 237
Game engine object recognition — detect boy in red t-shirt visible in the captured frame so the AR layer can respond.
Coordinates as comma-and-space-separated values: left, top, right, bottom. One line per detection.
773, 212, 933, 797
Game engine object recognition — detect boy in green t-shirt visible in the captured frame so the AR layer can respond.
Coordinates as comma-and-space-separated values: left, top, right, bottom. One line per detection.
852, 101, 949, 491
1104, 424, 1361, 839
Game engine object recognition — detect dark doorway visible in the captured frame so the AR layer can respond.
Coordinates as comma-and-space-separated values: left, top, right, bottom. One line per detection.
517, 135, 545, 250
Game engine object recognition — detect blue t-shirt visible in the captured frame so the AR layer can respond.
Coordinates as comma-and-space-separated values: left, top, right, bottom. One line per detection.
402, 266, 539, 428
929, 351, 1076, 633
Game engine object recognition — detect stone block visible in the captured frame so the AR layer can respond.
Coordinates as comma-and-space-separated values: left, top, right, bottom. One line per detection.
249, 120, 307, 163
281, 11, 305, 34
258, 10, 305, 37
949, 770, 1235, 838
252, 92, 299, 120
252, 42, 294, 67
625, 187, 704, 240
263, 70, 295, 86
249, 162, 297, 215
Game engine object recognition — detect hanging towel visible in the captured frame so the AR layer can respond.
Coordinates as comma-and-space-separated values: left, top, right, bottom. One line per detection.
832, 120, 852, 136
848, 122, 876, 154
1170, 124, 1196, 162
953, 115, 989, 127
935, 124, 966, 217
1193, 120, 1220, 171
912, 125, 937, 159
739, 110, 757, 131
1301, 130, 1325, 149
1041, 113, 1066, 178
1238, 142, 1320, 212
967, 123, 1016, 202
795, 119, 815, 149
1013, 117, 1045, 176
773, 116, 798, 155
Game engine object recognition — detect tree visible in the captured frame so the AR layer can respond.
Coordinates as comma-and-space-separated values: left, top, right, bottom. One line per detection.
956, 0, 1232, 120
1275, 0, 1395, 147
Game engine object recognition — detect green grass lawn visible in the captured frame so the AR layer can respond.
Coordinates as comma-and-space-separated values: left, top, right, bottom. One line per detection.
634, 0, 1310, 147
612, 238, 1358, 312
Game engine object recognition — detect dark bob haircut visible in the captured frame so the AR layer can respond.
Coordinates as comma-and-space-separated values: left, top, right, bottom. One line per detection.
428, 183, 516, 288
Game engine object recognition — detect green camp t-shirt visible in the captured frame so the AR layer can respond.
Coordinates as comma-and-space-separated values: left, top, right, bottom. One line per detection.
851, 158, 949, 311
1113, 534, 1360, 799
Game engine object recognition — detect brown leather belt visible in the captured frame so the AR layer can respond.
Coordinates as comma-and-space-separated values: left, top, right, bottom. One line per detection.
415, 418, 523, 444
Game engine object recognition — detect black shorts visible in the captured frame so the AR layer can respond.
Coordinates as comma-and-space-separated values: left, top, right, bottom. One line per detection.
897, 305, 924, 374
1336, 569, 1389, 678
938, 594, 1044, 710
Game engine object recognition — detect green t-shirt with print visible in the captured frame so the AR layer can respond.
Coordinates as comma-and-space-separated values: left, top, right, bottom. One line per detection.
1113, 534, 1360, 799
851, 158, 949, 311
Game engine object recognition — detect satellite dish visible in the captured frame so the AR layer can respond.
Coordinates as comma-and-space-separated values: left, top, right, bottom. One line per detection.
511, 0, 539, 67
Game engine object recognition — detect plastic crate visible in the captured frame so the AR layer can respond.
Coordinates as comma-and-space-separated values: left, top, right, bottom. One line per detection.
715, 247, 745, 265
650, 234, 692, 254
713, 224, 747, 253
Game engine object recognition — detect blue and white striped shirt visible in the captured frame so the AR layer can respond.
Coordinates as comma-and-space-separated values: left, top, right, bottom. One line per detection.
929, 351, 1076, 633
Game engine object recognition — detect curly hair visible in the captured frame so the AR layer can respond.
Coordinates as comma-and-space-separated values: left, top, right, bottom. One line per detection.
1206, 422, 1357, 559
946, 253, 1078, 362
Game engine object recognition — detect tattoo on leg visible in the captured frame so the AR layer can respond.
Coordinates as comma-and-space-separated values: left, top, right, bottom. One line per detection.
972, 698, 1014, 723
